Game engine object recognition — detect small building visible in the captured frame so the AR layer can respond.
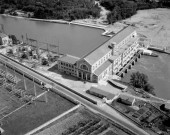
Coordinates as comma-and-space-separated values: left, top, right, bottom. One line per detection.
87, 86, 115, 100
0, 33, 10, 46
58, 55, 79, 77
117, 95, 135, 106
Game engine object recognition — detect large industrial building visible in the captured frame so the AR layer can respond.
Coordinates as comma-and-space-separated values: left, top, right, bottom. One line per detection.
57, 26, 139, 82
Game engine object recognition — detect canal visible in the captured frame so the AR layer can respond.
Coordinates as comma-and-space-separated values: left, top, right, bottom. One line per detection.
122, 53, 170, 100
0, 15, 109, 58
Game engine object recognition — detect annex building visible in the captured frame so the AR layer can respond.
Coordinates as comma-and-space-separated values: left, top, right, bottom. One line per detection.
0, 33, 10, 46
57, 26, 139, 83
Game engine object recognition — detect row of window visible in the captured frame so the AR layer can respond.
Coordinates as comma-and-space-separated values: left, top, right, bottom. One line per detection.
123, 41, 138, 59
60, 66, 76, 73
114, 56, 121, 66
123, 50, 135, 65
60, 62, 74, 68
92, 51, 112, 71
98, 65, 112, 81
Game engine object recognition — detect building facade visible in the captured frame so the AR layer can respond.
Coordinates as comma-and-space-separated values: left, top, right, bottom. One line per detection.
58, 26, 139, 83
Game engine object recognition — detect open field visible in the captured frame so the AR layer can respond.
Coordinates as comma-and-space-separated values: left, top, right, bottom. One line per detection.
122, 8, 170, 49
0, 62, 76, 135
34, 107, 130, 135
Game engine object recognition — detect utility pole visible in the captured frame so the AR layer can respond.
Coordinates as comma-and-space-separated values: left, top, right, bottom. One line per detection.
23, 73, 27, 91
26, 33, 28, 45
47, 43, 49, 55
0, 24, 5, 33
58, 40, 60, 55
33, 77, 37, 97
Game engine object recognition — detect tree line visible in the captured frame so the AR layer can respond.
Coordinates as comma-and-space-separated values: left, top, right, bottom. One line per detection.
100, 0, 170, 24
0, 0, 100, 20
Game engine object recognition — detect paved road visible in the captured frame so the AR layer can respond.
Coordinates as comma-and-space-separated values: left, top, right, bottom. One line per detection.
0, 54, 149, 135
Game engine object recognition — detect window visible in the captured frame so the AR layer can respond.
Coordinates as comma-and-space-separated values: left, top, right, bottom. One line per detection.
92, 66, 95, 71
80, 64, 88, 71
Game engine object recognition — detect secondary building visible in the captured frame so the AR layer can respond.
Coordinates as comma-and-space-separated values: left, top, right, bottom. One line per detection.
0, 33, 10, 46
58, 26, 139, 83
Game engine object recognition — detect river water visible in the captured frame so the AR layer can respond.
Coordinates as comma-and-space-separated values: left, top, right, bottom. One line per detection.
1, 15, 170, 99
122, 53, 170, 100
0, 15, 109, 58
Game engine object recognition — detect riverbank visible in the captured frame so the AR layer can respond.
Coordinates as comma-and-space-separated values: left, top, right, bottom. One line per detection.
1, 14, 126, 37
2, 14, 68, 24
120, 8, 170, 100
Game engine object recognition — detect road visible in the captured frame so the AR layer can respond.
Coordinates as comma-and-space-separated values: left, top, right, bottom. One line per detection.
0, 54, 150, 135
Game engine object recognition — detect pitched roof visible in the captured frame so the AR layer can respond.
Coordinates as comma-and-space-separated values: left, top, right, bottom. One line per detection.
58, 55, 79, 64
84, 26, 135, 65
94, 60, 112, 76
0, 33, 8, 38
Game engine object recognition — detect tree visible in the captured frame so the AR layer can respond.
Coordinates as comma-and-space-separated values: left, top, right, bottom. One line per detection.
41, 57, 49, 66
7, 48, 13, 55
9, 34, 18, 44
130, 71, 148, 89
0, 7, 5, 14
144, 83, 155, 95
130, 72, 155, 95
21, 52, 28, 59
163, 118, 170, 127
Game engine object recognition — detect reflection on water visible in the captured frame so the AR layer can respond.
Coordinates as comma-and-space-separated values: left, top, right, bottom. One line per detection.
122, 53, 170, 100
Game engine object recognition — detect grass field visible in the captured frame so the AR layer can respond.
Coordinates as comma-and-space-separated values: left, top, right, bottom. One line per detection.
0, 62, 76, 135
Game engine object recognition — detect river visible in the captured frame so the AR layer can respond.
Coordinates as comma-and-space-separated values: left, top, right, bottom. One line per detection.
0, 15, 109, 58
122, 53, 170, 100
1, 15, 170, 100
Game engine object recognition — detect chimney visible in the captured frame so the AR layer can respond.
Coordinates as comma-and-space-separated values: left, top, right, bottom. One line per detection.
111, 42, 116, 55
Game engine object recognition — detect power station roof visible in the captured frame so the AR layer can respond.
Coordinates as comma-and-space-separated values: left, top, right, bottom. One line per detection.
84, 26, 135, 65
58, 55, 79, 65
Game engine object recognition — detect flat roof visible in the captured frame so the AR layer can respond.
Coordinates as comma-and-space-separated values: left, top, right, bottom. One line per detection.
58, 55, 80, 64
94, 60, 112, 76
89, 86, 115, 99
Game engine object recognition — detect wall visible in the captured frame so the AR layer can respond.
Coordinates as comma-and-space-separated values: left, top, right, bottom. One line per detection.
58, 61, 77, 76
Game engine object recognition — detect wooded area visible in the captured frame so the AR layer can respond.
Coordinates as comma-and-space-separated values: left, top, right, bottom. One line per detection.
0, 0, 170, 22
0, 0, 100, 20
100, 0, 170, 24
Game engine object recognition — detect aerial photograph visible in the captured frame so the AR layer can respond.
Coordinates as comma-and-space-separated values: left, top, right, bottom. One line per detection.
1, 0, 170, 135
